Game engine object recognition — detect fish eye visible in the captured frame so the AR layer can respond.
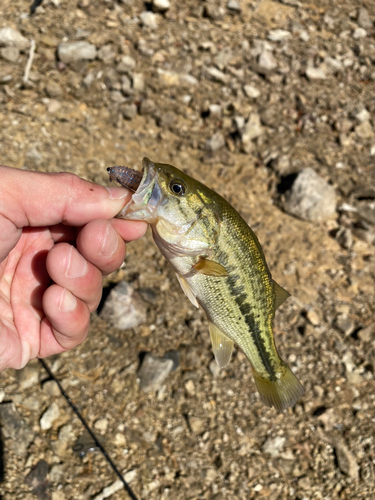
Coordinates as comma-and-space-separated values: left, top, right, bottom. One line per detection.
169, 180, 186, 196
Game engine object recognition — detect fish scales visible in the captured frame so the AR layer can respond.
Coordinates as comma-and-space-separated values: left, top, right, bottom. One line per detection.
109, 157, 304, 411
186, 197, 277, 378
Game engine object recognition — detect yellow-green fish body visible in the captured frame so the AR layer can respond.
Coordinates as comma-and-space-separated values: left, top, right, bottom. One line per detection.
109, 158, 304, 411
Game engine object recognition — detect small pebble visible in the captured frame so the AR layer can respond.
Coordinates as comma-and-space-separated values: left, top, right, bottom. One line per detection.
268, 29, 291, 42
40, 402, 60, 431
262, 436, 286, 457
352, 28, 367, 39
257, 51, 277, 73
305, 67, 327, 81
188, 416, 206, 434
94, 418, 109, 433
0, 27, 29, 50
100, 282, 147, 330
139, 11, 158, 30
0, 46, 19, 63
243, 84, 260, 99
58, 41, 97, 64
306, 309, 320, 326
205, 131, 225, 152
284, 168, 336, 221
227, 0, 241, 12
152, 0, 170, 12
121, 103, 138, 120
138, 353, 174, 392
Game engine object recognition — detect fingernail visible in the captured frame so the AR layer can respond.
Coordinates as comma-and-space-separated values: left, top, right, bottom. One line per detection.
106, 187, 129, 200
100, 221, 118, 257
66, 246, 88, 278
59, 289, 77, 312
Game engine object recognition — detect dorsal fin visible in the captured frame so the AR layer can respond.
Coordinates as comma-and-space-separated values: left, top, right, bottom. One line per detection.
273, 280, 291, 310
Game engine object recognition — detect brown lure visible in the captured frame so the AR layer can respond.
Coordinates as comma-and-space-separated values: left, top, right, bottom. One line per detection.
107, 166, 143, 192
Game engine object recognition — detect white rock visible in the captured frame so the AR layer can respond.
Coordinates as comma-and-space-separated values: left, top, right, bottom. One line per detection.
243, 84, 260, 99
138, 353, 174, 392
58, 41, 97, 64
153, 0, 170, 12
40, 402, 60, 430
124, 470, 137, 483
48, 99, 61, 113
352, 27, 367, 39
0, 46, 19, 62
227, 0, 241, 12
262, 436, 286, 457
116, 55, 136, 73
324, 57, 343, 72
355, 121, 374, 139
357, 7, 372, 29
257, 50, 277, 72
16, 363, 40, 390
356, 109, 370, 122
205, 131, 225, 152
209, 104, 222, 118
203, 66, 230, 84
100, 282, 147, 330
242, 113, 263, 142
132, 72, 144, 91
305, 66, 326, 81
268, 29, 291, 42
0, 27, 29, 50
94, 418, 109, 432
140, 11, 158, 29
299, 30, 310, 42
92, 480, 123, 500
284, 168, 336, 221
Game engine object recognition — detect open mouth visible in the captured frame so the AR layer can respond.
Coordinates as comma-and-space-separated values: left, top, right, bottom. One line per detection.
108, 158, 161, 220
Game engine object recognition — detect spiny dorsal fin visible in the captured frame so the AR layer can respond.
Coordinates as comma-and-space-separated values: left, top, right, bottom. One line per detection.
273, 280, 291, 310
209, 323, 234, 368
193, 257, 228, 277
175, 273, 199, 308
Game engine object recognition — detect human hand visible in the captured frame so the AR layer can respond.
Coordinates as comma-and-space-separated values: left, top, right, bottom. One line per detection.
0, 166, 147, 371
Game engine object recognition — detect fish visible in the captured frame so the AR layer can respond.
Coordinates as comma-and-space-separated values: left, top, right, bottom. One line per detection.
107, 158, 304, 411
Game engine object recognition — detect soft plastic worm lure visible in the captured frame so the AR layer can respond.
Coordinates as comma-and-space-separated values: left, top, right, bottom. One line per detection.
107, 166, 143, 192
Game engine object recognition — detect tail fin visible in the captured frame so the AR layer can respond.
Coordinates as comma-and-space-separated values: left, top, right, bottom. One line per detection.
252, 365, 304, 412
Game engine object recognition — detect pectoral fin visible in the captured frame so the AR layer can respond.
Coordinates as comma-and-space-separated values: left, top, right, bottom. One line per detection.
193, 257, 228, 277
209, 323, 234, 368
273, 280, 291, 310
175, 273, 199, 308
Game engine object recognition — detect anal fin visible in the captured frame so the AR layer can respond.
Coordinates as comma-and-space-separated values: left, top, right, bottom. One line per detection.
209, 323, 234, 368
175, 273, 199, 308
273, 280, 291, 310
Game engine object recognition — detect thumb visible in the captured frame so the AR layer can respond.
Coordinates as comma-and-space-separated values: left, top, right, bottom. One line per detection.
0, 166, 130, 262
0, 166, 130, 228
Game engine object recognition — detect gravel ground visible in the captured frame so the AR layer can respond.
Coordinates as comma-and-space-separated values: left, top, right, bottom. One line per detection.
0, 0, 375, 499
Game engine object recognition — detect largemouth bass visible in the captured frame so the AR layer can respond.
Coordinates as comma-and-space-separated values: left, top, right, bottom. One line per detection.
108, 158, 304, 411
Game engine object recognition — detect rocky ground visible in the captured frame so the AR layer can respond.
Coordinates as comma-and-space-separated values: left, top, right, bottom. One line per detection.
0, 0, 375, 499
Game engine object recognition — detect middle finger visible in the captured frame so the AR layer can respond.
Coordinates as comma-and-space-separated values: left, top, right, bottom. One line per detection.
46, 243, 102, 312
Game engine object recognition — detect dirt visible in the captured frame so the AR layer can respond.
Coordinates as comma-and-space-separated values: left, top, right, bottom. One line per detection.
0, 0, 375, 499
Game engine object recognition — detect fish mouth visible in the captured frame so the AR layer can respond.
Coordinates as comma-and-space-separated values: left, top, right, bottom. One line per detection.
108, 157, 162, 221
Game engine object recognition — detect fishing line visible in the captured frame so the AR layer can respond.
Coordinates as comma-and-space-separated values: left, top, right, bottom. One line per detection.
39, 359, 140, 500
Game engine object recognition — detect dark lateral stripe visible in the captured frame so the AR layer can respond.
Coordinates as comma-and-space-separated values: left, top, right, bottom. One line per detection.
243, 310, 276, 380
226, 273, 276, 380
